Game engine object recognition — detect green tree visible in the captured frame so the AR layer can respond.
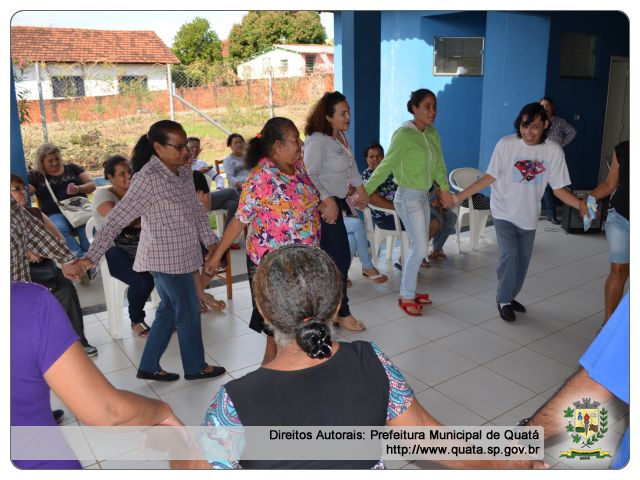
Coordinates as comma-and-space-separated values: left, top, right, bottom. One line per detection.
228, 11, 326, 61
172, 17, 223, 64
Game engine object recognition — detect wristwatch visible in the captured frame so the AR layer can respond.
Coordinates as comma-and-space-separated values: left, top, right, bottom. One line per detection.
516, 417, 531, 426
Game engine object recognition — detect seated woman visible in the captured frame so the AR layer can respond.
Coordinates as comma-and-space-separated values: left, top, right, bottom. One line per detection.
92, 156, 155, 337
191, 246, 544, 469
11, 282, 181, 469
11, 174, 97, 356
222, 133, 250, 191
343, 196, 388, 283
27, 143, 96, 259
427, 185, 457, 263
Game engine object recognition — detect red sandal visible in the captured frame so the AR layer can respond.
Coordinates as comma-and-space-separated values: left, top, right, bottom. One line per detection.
415, 293, 432, 305
398, 299, 423, 316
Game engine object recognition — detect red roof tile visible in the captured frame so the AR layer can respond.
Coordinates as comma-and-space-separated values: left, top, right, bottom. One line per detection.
11, 26, 179, 64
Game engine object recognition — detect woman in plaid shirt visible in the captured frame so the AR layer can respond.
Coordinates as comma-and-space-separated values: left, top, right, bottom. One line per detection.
80, 120, 225, 382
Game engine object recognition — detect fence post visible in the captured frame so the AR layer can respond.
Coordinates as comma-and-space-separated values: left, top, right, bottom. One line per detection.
268, 69, 274, 118
34, 61, 49, 143
167, 63, 175, 121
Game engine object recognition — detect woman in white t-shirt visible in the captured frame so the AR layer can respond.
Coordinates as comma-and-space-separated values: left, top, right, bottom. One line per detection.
447, 103, 586, 322
92, 155, 155, 337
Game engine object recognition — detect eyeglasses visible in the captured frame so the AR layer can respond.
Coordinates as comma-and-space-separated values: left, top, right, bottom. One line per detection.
10, 186, 28, 193
162, 142, 189, 152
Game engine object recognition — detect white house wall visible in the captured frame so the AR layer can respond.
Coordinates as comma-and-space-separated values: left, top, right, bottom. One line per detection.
13, 63, 169, 100
238, 50, 307, 80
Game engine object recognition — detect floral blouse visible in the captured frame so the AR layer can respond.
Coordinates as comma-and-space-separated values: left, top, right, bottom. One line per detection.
236, 158, 321, 265
361, 168, 397, 224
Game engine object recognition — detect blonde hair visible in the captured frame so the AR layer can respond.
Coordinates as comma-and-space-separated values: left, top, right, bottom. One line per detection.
33, 143, 62, 172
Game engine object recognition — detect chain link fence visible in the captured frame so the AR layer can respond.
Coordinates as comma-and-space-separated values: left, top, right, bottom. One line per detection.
14, 60, 333, 177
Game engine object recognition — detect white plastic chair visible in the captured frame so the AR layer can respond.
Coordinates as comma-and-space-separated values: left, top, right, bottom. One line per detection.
362, 206, 408, 265
449, 167, 491, 251
85, 217, 160, 339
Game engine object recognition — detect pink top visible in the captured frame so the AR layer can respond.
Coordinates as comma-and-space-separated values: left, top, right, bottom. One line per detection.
236, 158, 321, 264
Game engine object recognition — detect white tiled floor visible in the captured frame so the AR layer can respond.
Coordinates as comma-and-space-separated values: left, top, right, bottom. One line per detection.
57, 220, 627, 469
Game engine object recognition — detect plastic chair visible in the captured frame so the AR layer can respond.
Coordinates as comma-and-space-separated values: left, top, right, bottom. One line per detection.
449, 167, 491, 251
206, 210, 234, 300
85, 217, 160, 339
362, 206, 408, 265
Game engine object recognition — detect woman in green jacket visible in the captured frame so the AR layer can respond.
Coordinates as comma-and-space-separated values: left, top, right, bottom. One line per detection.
364, 89, 454, 316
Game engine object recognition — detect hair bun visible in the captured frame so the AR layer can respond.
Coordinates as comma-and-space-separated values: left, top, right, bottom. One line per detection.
296, 321, 332, 359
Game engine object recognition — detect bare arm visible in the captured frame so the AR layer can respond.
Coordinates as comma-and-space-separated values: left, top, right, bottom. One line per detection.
527, 368, 612, 439
203, 218, 245, 275
96, 200, 116, 219
451, 174, 496, 206
553, 187, 583, 211
44, 342, 176, 426
589, 152, 620, 201
77, 172, 97, 194
369, 192, 395, 210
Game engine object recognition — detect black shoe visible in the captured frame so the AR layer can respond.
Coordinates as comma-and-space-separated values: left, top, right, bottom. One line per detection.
548, 217, 560, 225
83, 344, 98, 357
136, 369, 180, 382
394, 262, 402, 271
184, 366, 226, 380
53, 409, 65, 424
510, 299, 526, 313
497, 304, 516, 322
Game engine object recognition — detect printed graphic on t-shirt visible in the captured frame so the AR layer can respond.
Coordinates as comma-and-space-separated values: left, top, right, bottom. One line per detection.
512, 159, 546, 185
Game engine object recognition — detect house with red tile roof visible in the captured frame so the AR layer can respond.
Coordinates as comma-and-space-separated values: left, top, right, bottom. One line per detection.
11, 26, 179, 100
237, 44, 333, 80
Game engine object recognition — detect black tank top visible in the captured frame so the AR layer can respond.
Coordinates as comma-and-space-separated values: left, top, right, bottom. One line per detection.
224, 341, 389, 469
610, 141, 629, 221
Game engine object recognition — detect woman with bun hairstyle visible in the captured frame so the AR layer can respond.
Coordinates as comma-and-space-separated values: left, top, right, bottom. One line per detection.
189, 246, 545, 470
303, 91, 369, 331
204, 117, 323, 365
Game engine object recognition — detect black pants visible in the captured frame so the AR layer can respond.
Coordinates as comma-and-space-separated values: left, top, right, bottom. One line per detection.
320, 198, 351, 318
246, 255, 273, 336
210, 188, 240, 230
41, 269, 89, 346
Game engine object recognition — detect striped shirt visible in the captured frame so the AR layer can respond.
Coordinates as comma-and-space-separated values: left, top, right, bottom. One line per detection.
86, 155, 218, 274
547, 116, 577, 149
10, 197, 75, 282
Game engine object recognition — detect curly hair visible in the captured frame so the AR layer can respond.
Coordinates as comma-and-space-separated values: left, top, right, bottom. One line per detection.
254, 245, 342, 356
33, 143, 62, 172
304, 91, 348, 137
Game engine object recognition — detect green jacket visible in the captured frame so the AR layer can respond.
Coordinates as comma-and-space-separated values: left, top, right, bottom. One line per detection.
364, 121, 449, 194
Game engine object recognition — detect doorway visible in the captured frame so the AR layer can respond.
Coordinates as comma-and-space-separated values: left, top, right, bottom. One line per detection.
598, 56, 629, 183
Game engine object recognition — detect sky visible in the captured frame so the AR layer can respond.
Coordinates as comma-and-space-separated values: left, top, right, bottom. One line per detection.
10, 10, 335, 47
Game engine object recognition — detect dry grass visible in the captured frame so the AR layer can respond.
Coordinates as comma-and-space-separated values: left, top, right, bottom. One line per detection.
21, 103, 312, 176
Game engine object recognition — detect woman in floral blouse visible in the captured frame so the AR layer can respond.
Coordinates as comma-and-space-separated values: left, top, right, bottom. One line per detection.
204, 117, 323, 364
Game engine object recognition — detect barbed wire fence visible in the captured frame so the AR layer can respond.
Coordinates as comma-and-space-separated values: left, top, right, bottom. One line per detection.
14, 59, 333, 176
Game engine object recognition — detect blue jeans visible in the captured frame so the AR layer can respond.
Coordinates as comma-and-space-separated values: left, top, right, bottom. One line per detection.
104, 246, 155, 325
430, 207, 457, 252
494, 219, 536, 304
605, 208, 630, 264
394, 187, 430, 299
344, 215, 373, 270
48, 213, 90, 257
139, 272, 207, 376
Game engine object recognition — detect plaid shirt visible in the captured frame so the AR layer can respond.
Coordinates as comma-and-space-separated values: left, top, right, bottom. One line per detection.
86, 156, 218, 274
10, 197, 75, 282
547, 116, 577, 148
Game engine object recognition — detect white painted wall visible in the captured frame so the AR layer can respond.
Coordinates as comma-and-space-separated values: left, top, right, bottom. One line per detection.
238, 49, 333, 80
13, 63, 169, 100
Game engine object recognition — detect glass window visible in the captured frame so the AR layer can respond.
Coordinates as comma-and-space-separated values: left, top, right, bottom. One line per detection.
559, 33, 596, 79
52, 76, 85, 97
305, 55, 316, 74
279, 59, 288, 74
118, 76, 148, 93
433, 37, 484, 76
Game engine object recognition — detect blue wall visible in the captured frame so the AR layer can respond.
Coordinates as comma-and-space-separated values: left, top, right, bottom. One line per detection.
478, 12, 550, 173
333, 11, 381, 171
544, 12, 629, 188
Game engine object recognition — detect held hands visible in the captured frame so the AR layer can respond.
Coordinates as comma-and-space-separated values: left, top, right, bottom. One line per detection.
320, 197, 339, 224
578, 197, 589, 220
27, 250, 45, 263
203, 246, 221, 276
61, 259, 89, 281
354, 189, 369, 210
439, 191, 458, 209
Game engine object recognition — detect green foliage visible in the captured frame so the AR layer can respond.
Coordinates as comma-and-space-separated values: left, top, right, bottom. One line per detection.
13, 64, 32, 124
563, 407, 574, 418
172, 17, 223, 65
172, 59, 238, 88
565, 423, 574, 432
571, 434, 581, 444
228, 11, 326, 61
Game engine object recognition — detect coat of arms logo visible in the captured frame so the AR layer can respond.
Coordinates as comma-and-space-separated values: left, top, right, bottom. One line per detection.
560, 398, 611, 459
